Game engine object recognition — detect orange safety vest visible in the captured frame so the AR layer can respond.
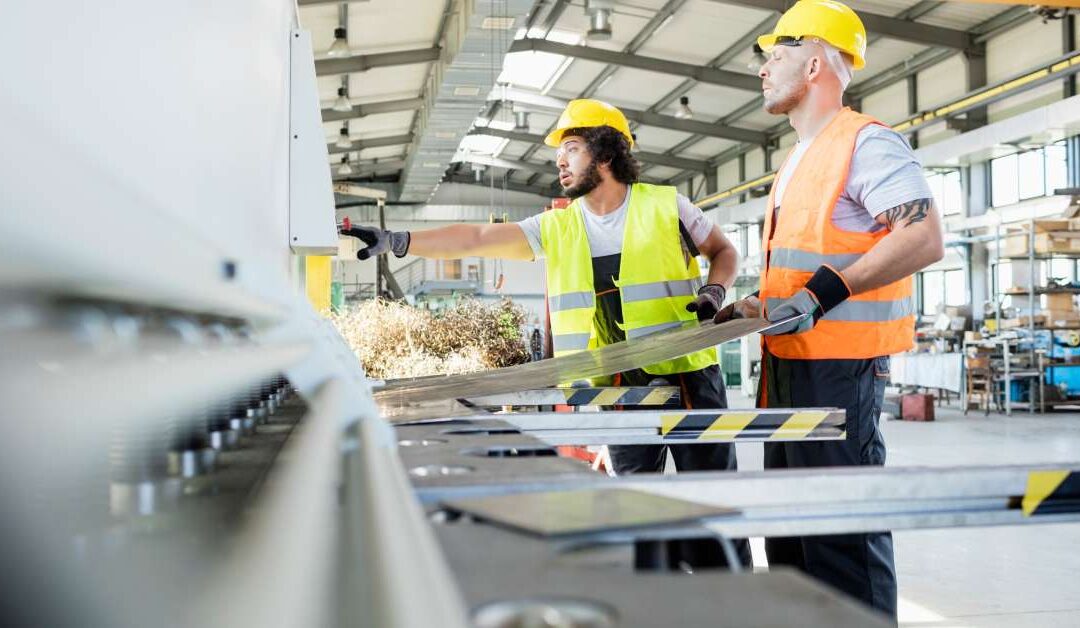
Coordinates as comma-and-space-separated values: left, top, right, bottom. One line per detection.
760, 107, 915, 360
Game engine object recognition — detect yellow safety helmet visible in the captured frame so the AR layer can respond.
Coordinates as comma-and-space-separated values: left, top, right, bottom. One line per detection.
757, 0, 867, 70
544, 98, 635, 148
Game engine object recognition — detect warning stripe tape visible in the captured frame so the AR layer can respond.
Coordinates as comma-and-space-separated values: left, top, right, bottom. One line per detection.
563, 386, 679, 406
1021, 470, 1080, 516
659, 410, 838, 442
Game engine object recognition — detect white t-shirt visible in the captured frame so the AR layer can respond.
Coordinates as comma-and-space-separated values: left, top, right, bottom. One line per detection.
516, 186, 712, 260
773, 124, 933, 232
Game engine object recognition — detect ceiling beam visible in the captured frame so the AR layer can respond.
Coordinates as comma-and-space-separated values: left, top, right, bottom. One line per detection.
495, 88, 767, 143
331, 159, 408, 182
468, 127, 709, 172
327, 133, 414, 156
315, 47, 441, 77
453, 154, 552, 176
321, 97, 424, 124
445, 173, 558, 198
704, 0, 972, 50
507, 39, 762, 92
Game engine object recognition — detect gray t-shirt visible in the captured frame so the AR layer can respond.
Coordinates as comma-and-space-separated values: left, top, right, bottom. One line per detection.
773, 124, 932, 232
516, 186, 713, 259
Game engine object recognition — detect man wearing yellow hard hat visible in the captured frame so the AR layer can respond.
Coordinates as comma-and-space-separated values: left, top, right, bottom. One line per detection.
716, 0, 944, 618
342, 98, 750, 569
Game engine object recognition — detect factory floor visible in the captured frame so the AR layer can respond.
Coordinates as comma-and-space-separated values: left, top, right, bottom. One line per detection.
726, 392, 1080, 627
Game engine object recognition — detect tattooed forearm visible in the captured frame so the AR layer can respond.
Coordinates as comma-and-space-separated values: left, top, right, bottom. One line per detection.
883, 198, 931, 230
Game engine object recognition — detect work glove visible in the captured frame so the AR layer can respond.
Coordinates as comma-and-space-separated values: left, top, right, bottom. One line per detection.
685, 284, 726, 321
713, 293, 759, 324
340, 225, 411, 260
762, 265, 851, 335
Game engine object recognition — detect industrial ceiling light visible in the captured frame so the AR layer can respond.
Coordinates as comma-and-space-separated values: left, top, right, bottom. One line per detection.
513, 109, 529, 131
585, 0, 614, 41
674, 96, 693, 120
337, 155, 353, 176
335, 126, 352, 149
332, 87, 352, 112
327, 27, 350, 57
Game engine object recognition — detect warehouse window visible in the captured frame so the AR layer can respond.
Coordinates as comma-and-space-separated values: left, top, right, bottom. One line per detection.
925, 169, 962, 216
996, 261, 1013, 293
921, 271, 944, 316
1046, 142, 1068, 195
747, 223, 761, 258
991, 154, 1020, 207
944, 269, 965, 306
990, 142, 1069, 207
725, 228, 742, 258
920, 268, 965, 316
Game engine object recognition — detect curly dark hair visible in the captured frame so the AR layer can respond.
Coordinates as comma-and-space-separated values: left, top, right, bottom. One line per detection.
561, 125, 640, 184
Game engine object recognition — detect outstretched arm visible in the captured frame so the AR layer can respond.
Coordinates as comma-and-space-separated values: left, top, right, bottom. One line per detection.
343, 222, 536, 261
407, 223, 535, 260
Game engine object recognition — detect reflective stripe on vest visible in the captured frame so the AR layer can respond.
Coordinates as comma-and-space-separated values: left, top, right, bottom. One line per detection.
765, 297, 914, 322
770, 248, 863, 273
552, 332, 591, 352
621, 278, 701, 303
549, 291, 595, 312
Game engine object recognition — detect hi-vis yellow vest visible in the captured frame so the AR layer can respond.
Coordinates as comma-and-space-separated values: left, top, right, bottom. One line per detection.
540, 182, 718, 375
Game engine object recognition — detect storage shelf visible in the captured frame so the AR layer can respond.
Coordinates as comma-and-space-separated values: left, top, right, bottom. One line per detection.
1004, 288, 1080, 295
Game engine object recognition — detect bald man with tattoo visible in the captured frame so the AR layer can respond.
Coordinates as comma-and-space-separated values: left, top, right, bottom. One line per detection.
713, 1, 945, 619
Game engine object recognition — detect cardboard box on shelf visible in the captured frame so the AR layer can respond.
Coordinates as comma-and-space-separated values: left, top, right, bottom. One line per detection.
1046, 310, 1080, 328
1032, 219, 1072, 232
1000, 233, 1080, 257
1001, 315, 1045, 329
1045, 293, 1077, 311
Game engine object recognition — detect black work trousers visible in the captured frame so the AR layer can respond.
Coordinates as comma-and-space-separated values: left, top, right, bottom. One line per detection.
607, 364, 753, 570
760, 351, 897, 620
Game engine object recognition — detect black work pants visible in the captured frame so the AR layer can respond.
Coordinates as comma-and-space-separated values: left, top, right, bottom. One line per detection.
760, 351, 898, 620
607, 364, 753, 570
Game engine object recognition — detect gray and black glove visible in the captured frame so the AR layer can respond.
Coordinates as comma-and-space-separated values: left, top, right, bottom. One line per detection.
762, 265, 850, 335
340, 225, 411, 260
685, 284, 726, 321
712, 291, 758, 324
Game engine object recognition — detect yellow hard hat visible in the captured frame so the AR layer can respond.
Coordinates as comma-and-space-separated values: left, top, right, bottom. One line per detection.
544, 98, 635, 148
757, 0, 867, 70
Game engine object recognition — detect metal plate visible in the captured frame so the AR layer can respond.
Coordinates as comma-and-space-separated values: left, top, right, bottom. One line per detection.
375, 317, 778, 407
442, 488, 738, 537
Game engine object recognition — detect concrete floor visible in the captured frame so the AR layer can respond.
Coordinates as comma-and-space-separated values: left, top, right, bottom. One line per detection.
725, 392, 1080, 627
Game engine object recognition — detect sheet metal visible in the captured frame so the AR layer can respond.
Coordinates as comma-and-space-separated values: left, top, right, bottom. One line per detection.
443, 488, 737, 537
376, 317, 778, 408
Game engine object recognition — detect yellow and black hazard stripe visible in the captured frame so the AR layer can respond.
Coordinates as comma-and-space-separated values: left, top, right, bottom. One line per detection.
562, 386, 679, 406
1021, 470, 1080, 516
659, 410, 841, 441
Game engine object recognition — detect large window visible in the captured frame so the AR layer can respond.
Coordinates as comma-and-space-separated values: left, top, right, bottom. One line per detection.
920, 268, 966, 316
925, 169, 962, 216
747, 223, 761, 258
921, 271, 944, 316
990, 141, 1069, 207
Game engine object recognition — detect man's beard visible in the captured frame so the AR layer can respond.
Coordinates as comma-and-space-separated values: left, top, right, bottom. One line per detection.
561, 161, 603, 199
763, 80, 808, 115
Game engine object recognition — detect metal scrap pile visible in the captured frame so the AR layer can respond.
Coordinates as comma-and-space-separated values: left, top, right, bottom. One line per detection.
331, 298, 530, 379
